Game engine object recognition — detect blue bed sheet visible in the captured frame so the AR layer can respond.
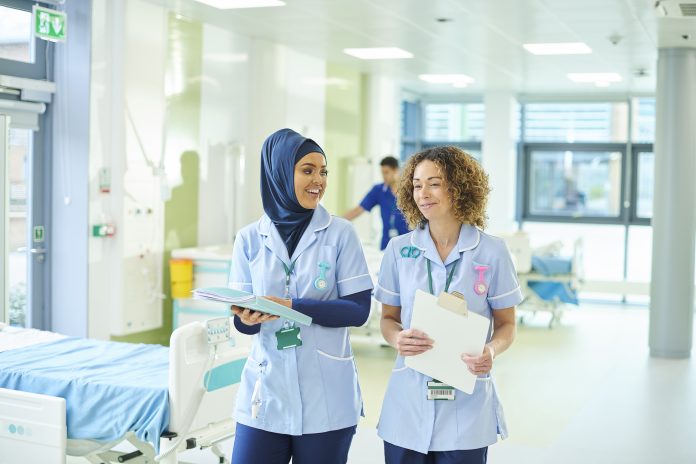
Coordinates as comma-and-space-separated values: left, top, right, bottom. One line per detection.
0, 337, 169, 450
528, 256, 579, 305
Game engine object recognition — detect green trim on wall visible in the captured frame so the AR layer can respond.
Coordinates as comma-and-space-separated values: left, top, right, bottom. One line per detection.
112, 14, 203, 346
323, 63, 365, 215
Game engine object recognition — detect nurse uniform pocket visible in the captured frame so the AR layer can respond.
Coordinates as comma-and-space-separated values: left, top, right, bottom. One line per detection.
316, 349, 360, 426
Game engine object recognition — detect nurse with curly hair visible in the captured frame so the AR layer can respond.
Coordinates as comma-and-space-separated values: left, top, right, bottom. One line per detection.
375, 146, 522, 464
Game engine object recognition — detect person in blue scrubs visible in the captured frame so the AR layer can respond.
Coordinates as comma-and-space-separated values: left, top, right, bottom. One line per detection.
228, 128, 374, 464
374, 146, 522, 464
344, 156, 410, 250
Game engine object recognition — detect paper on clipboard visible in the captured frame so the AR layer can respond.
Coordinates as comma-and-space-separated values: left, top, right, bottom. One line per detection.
404, 289, 490, 394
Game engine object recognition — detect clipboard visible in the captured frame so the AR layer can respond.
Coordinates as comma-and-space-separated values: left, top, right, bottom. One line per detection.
192, 287, 312, 326
404, 289, 490, 394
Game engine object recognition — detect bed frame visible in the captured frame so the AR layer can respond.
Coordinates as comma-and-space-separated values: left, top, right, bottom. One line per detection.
0, 319, 249, 464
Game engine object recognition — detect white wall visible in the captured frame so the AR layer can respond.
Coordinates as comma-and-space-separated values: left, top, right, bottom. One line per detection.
354, 74, 401, 245
482, 90, 518, 235
88, 0, 330, 337
197, 24, 251, 246
89, 0, 167, 338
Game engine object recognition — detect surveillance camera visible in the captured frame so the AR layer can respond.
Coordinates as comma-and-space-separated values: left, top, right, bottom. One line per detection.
609, 34, 623, 46
682, 34, 690, 40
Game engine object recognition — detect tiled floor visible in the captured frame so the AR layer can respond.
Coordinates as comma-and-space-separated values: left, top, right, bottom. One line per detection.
69, 305, 696, 463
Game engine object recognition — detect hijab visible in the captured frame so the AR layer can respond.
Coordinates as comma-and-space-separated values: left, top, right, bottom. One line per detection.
260, 128, 325, 258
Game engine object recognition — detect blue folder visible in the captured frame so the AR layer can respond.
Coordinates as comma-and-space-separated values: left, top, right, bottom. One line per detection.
193, 287, 312, 326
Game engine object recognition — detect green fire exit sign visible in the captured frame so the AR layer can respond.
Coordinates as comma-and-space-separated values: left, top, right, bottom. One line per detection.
33, 5, 67, 42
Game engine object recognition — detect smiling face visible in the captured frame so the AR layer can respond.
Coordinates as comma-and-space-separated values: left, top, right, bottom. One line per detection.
412, 159, 453, 222
294, 152, 328, 209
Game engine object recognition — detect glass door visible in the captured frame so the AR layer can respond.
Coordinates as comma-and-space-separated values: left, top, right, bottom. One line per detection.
0, 115, 47, 328
7, 124, 32, 326
1, 0, 51, 329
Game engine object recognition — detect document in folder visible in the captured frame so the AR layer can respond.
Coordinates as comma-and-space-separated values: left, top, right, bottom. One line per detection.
192, 287, 312, 326
404, 289, 490, 394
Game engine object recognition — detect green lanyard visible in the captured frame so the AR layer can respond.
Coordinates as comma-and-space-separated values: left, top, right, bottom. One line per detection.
426, 259, 459, 295
280, 258, 298, 299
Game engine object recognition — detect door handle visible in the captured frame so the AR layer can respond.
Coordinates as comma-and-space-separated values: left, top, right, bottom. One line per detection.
30, 248, 47, 254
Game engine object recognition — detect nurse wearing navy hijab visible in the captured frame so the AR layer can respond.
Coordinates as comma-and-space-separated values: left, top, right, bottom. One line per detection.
375, 146, 522, 464
229, 128, 374, 464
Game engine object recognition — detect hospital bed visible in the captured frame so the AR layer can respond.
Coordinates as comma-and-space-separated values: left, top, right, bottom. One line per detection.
502, 232, 583, 328
0, 319, 248, 464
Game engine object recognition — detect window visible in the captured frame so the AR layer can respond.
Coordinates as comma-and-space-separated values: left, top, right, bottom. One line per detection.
520, 98, 655, 301
526, 149, 622, 218
0, 5, 32, 63
401, 101, 484, 161
524, 102, 628, 143
632, 98, 656, 143
423, 103, 484, 142
634, 151, 654, 220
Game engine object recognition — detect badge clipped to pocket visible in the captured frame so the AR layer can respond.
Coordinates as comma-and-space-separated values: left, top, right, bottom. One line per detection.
427, 380, 456, 401
276, 326, 302, 350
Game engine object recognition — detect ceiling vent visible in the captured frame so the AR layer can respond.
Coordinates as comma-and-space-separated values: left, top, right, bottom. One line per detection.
656, 1, 696, 17
680, 3, 696, 15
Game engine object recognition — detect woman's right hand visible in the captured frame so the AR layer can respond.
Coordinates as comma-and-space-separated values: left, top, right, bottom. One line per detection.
395, 328, 434, 356
231, 306, 280, 326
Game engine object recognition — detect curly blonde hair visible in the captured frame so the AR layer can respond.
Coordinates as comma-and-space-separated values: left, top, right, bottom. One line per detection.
396, 146, 490, 229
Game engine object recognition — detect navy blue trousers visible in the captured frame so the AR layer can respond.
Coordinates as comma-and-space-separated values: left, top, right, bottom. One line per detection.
231, 422, 356, 464
384, 441, 488, 464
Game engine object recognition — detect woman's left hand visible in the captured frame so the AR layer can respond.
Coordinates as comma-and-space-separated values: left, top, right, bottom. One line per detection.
263, 295, 292, 308
461, 345, 494, 376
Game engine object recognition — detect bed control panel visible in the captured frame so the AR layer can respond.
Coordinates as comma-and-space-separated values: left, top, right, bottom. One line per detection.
206, 317, 231, 345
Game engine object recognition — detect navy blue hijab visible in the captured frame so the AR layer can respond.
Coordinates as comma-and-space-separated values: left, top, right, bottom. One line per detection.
260, 128, 325, 258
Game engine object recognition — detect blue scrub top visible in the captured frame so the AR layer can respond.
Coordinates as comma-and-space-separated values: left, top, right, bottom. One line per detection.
374, 224, 524, 453
360, 183, 409, 250
229, 205, 374, 436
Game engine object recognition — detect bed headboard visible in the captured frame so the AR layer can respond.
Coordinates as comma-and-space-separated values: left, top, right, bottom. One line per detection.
168, 320, 250, 434
0, 388, 66, 464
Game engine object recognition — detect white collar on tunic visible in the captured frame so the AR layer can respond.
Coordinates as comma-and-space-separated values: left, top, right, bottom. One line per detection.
257, 204, 333, 262
258, 203, 332, 237
410, 222, 481, 266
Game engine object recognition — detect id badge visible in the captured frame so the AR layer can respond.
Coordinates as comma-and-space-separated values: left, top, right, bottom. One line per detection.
427, 380, 455, 400
388, 228, 399, 238
275, 326, 302, 350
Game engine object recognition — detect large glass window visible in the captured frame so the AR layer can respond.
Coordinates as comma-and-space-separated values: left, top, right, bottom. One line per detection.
632, 98, 656, 143
527, 150, 622, 218
524, 102, 628, 143
401, 101, 483, 161
8, 128, 31, 327
423, 103, 484, 142
520, 98, 654, 302
635, 151, 654, 219
0, 5, 32, 63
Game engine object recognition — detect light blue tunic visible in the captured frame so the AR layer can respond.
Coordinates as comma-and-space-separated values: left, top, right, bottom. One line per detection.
229, 204, 373, 435
374, 224, 523, 453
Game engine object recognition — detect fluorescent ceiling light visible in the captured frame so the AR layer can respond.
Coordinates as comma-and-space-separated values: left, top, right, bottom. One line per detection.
567, 73, 622, 83
523, 42, 592, 55
192, 0, 285, 9
343, 47, 413, 60
419, 74, 474, 85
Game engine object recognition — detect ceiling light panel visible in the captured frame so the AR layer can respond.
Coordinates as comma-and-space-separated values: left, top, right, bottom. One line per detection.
192, 0, 285, 9
343, 47, 414, 60
567, 72, 622, 83
418, 74, 474, 85
523, 42, 592, 55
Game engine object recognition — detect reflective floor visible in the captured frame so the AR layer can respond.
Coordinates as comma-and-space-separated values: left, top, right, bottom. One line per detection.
69, 305, 696, 463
